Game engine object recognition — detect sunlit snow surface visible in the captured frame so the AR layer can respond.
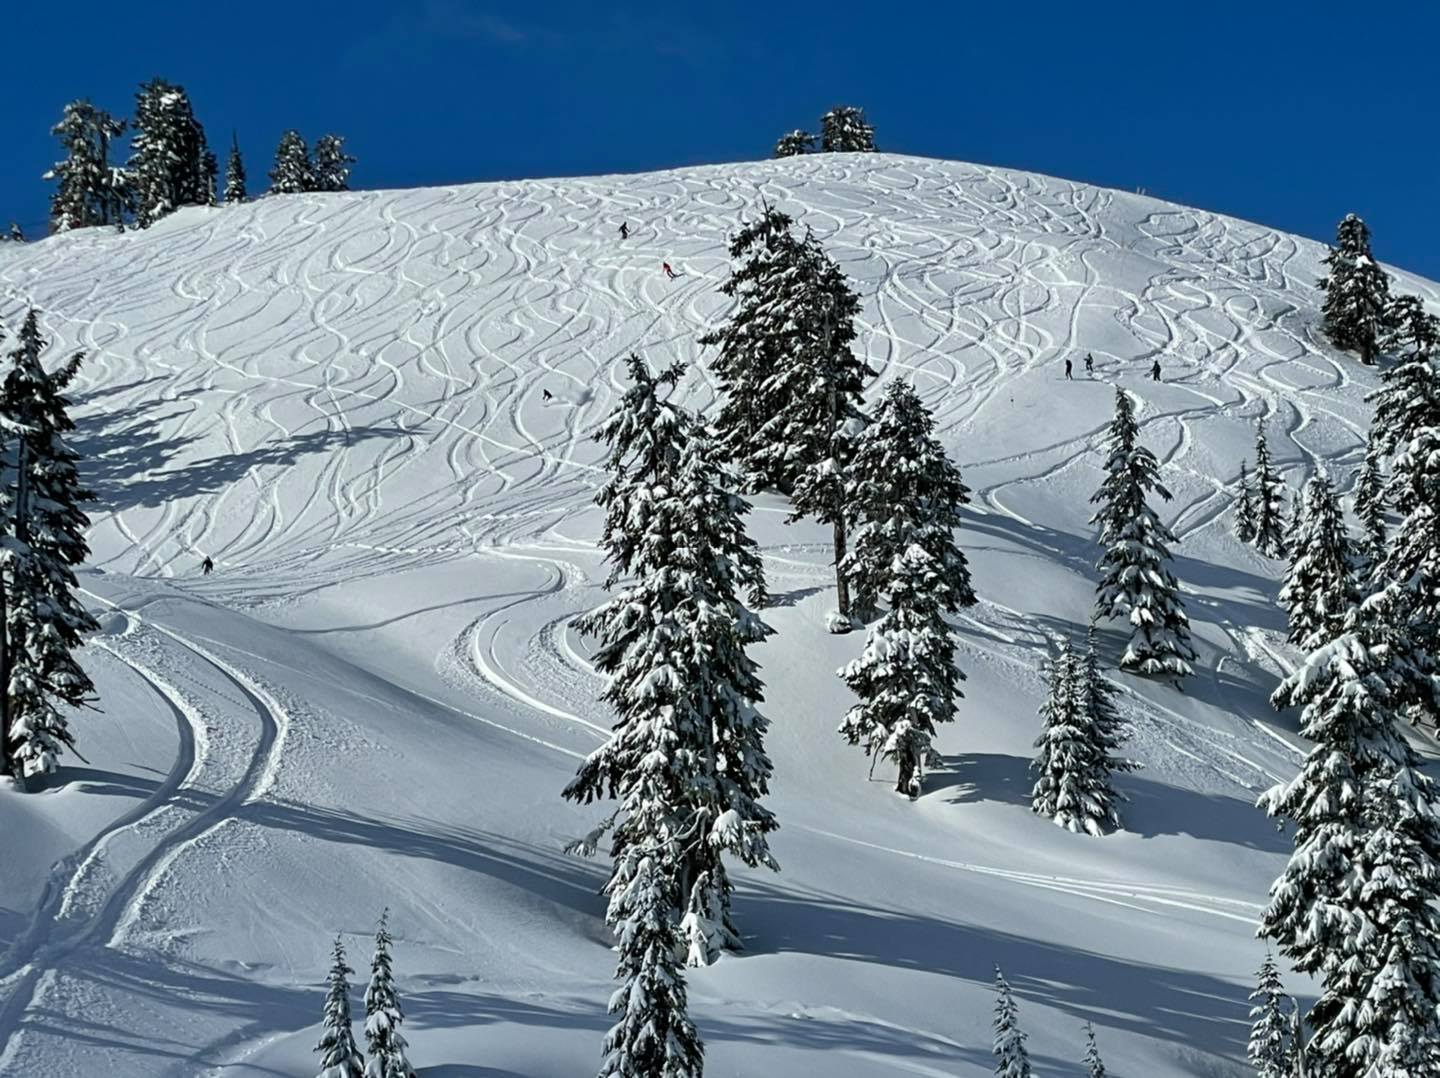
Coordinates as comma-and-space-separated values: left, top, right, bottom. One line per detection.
1, 154, 1434, 1077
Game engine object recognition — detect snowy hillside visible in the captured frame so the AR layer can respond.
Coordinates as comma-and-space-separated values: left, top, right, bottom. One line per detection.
0, 152, 1432, 1078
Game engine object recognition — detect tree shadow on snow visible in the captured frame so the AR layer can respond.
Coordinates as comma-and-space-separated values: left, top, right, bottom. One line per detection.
934, 752, 1287, 853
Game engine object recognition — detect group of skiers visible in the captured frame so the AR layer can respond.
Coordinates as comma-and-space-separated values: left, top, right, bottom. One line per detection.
1064, 352, 1164, 382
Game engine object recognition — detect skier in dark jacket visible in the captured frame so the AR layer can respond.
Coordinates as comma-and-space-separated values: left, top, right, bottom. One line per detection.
619, 222, 629, 240
663, 262, 679, 280
1151, 359, 1162, 382
542, 389, 554, 401
1064, 358, 1073, 380
201, 556, 214, 575
1084, 353, 1094, 374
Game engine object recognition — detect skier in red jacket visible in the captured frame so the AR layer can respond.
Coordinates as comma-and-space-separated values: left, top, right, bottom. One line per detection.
663, 262, 679, 280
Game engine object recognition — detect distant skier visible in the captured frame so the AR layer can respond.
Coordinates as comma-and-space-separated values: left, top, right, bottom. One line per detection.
1151, 359, 1162, 382
619, 222, 629, 240
1084, 352, 1094, 375
542, 388, 554, 402
1064, 358, 1073, 380
662, 262, 679, 280
201, 556, 214, 575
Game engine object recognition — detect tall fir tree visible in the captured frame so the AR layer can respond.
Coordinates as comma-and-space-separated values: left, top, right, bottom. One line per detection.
1319, 213, 1392, 365
1079, 621, 1133, 764
1352, 434, 1388, 578
1247, 953, 1293, 1078
1367, 296, 1440, 471
1261, 586, 1440, 1076
1030, 639, 1124, 835
1278, 475, 1359, 650
1234, 459, 1258, 543
1082, 1023, 1107, 1078
129, 79, 210, 228
1089, 389, 1196, 677
839, 543, 965, 797
565, 361, 776, 967
224, 132, 248, 204
270, 130, 315, 195
841, 378, 974, 620
1377, 426, 1440, 728
313, 134, 356, 192
362, 911, 415, 1078
44, 101, 128, 232
991, 967, 1033, 1078
773, 130, 815, 158
315, 936, 366, 1078
1251, 420, 1288, 559
820, 106, 877, 152
1, 311, 98, 778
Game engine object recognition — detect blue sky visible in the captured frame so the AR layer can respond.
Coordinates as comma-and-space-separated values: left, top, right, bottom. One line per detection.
4, 1, 1438, 278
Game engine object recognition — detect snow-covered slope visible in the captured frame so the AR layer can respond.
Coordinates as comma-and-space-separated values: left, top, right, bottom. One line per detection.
0, 153, 1432, 1078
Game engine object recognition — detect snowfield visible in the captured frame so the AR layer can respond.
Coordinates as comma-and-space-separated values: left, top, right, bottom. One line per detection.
0, 152, 1433, 1077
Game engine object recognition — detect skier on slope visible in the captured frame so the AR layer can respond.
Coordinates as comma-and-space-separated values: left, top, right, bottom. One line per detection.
662, 261, 679, 280
201, 556, 214, 575
1084, 353, 1094, 374
619, 222, 629, 240
1151, 359, 1162, 382
1064, 358, 1073, 380
542, 388, 554, 401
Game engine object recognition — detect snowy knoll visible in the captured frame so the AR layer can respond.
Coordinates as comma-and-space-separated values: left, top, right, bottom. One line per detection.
0, 153, 1431, 1077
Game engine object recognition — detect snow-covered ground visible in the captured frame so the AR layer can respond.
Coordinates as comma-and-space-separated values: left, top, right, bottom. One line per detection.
0, 153, 1433, 1077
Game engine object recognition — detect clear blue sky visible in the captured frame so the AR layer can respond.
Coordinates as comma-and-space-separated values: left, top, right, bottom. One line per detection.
5, 1, 1438, 279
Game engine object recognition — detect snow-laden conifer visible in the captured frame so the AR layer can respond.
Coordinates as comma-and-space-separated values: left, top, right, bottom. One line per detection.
363, 910, 415, 1078
314, 134, 356, 192
773, 130, 815, 158
1352, 434, 1387, 578
839, 543, 964, 798
1368, 296, 1440, 479
1, 311, 98, 778
1247, 953, 1293, 1078
820, 106, 876, 152
1089, 389, 1195, 676
1319, 213, 1392, 365
1278, 475, 1359, 650
1251, 420, 1288, 559
315, 936, 366, 1078
270, 130, 314, 195
1078, 622, 1135, 770
44, 101, 128, 232
1261, 585, 1440, 1076
224, 132, 248, 204
1233, 459, 1257, 543
566, 360, 775, 967
129, 79, 210, 227
842, 378, 973, 619
1030, 640, 1123, 835
1082, 1023, 1107, 1078
992, 967, 1032, 1078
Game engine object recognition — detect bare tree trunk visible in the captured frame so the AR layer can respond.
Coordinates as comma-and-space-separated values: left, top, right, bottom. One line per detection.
833, 513, 850, 618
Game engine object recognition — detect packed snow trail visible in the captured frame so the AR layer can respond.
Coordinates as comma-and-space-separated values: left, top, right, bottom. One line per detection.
0, 153, 1431, 1076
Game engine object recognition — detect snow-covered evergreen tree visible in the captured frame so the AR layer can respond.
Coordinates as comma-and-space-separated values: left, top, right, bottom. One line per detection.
6, 224, 22, 243
270, 130, 314, 195
1079, 621, 1132, 764
598, 843, 704, 1078
1353, 434, 1388, 577
839, 543, 965, 797
1251, 420, 1288, 559
1030, 639, 1124, 835
1, 311, 98, 778
1378, 426, 1440, 728
313, 134, 356, 192
842, 378, 974, 620
566, 361, 776, 967
224, 132, 248, 204
773, 129, 815, 158
44, 101, 128, 232
1089, 389, 1195, 677
1261, 585, 1440, 1076
1319, 213, 1392, 365
1247, 953, 1293, 1078
1082, 1023, 1107, 1078
315, 936, 366, 1078
820, 106, 876, 152
992, 967, 1033, 1078
1278, 475, 1359, 650
1234, 459, 1258, 543
362, 911, 414, 1078
128, 79, 210, 228
1367, 296, 1440, 472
